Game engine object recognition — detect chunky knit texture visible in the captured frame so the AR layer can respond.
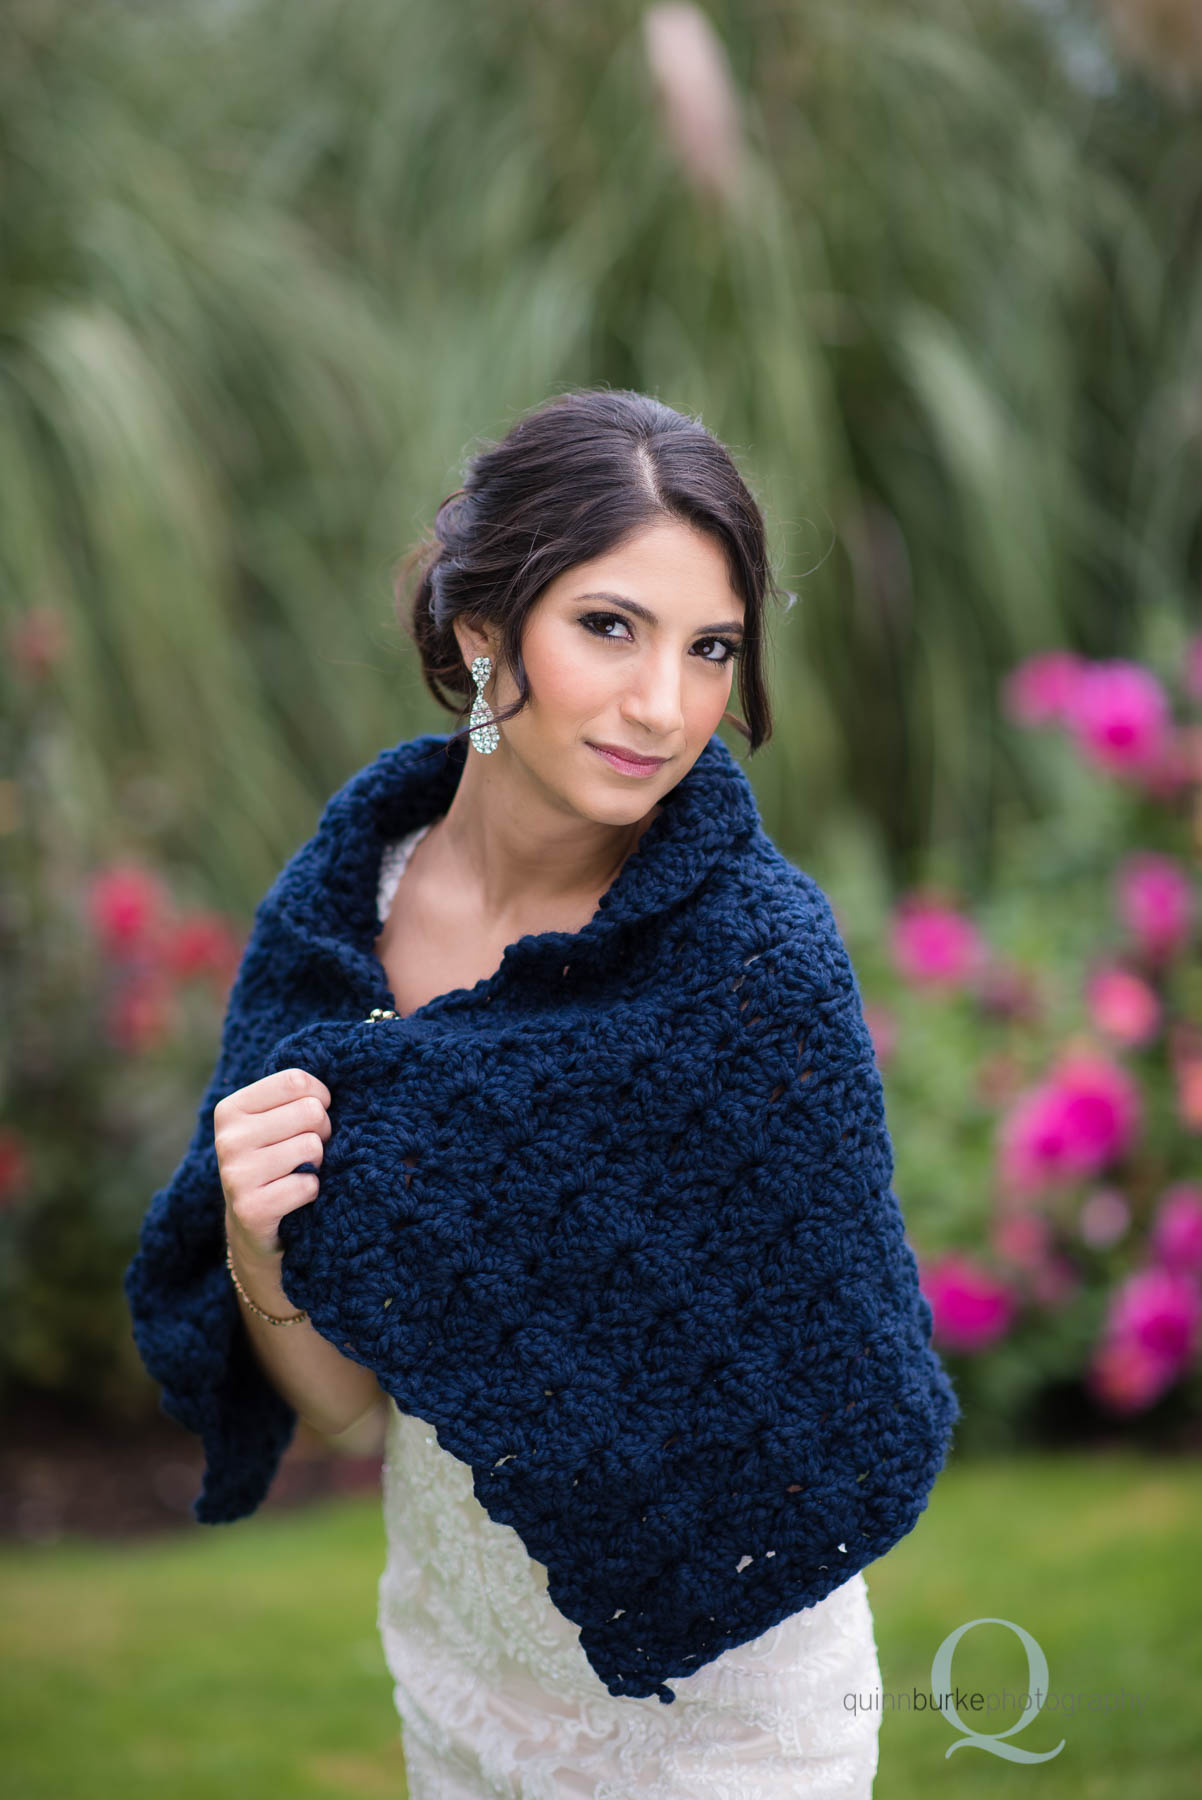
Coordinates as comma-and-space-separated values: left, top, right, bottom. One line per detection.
124, 728, 960, 1705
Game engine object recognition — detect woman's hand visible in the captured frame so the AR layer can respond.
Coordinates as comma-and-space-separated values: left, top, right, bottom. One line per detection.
214, 1067, 385, 1437
215, 1067, 332, 1265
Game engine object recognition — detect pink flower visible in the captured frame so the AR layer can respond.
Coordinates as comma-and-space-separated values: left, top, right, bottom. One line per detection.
997, 1049, 1142, 1197
1107, 1265, 1202, 1368
919, 1253, 1018, 1352
1078, 1186, 1131, 1249
1088, 1261, 1202, 1415
1054, 1048, 1144, 1163
1150, 1183, 1202, 1276
1088, 1335, 1178, 1414
1065, 660, 1172, 778
1001, 651, 1086, 727
1085, 964, 1162, 1048
162, 912, 243, 988
889, 896, 987, 989
999, 1086, 1075, 1198
1116, 852, 1195, 964
87, 864, 169, 956
1186, 632, 1202, 703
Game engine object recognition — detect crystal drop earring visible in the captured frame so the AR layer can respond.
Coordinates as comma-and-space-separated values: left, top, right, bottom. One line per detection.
469, 654, 499, 754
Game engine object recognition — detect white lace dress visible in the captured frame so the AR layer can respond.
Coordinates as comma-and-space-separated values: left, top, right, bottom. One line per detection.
373, 822, 883, 1799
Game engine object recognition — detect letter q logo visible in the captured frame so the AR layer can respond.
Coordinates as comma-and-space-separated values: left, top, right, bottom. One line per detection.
932, 1617, 1066, 1763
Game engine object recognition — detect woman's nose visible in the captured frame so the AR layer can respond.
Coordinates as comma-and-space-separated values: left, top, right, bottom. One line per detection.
622, 652, 686, 735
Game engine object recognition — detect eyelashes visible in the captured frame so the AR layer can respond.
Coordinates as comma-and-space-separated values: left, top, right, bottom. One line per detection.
578, 612, 744, 667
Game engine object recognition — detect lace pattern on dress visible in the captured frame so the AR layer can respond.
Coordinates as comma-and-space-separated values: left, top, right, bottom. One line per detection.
373, 828, 882, 1797
377, 820, 436, 924
378, 1402, 882, 1799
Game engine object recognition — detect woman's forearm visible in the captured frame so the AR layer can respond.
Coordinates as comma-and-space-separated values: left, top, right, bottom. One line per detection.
225, 1224, 384, 1439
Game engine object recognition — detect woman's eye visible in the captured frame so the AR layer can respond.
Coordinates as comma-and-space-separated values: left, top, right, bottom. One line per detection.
697, 636, 743, 666
580, 612, 631, 643
578, 613, 742, 666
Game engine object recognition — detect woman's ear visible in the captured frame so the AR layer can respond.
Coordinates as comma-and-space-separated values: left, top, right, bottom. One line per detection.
452, 616, 501, 682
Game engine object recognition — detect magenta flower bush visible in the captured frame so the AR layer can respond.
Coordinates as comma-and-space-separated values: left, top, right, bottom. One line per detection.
1063, 660, 1173, 780
1000, 649, 1086, 726
871, 632, 1202, 1445
997, 1050, 1143, 1197
1091, 1268, 1202, 1413
1150, 1184, 1202, 1276
0, 607, 246, 1412
1116, 853, 1195, 964
1085, 965, 1161, 1047
3, 598, 1200, 1444
888, 898, 989, 989
920, 1253, 1018, 1352
85, 861, 240, 1056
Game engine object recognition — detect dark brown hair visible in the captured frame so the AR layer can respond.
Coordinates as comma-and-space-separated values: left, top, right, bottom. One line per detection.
396, 387, 785, 754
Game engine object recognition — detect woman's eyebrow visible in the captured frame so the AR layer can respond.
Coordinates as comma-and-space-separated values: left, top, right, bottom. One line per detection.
572, 590, 746, 636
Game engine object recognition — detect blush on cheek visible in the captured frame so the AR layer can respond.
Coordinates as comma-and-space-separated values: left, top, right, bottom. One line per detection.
521, 626, 623, 719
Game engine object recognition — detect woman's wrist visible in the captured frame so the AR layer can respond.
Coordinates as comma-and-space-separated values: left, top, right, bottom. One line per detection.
224, 1224, 306, 1325
223, 1204, 281, 1272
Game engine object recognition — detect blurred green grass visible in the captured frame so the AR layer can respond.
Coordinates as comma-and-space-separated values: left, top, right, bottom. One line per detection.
0, 1451, 1198, 1798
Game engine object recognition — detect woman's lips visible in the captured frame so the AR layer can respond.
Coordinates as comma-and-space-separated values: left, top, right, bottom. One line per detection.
587, 742, 667, 778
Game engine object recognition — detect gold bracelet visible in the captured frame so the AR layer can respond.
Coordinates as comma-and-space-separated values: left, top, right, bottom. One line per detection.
225, 1241, 309, 1326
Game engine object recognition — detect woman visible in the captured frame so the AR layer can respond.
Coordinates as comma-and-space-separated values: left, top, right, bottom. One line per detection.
126, 388, 957, 1796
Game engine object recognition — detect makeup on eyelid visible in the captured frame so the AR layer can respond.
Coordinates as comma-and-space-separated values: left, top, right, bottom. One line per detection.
577, 610, 743, 667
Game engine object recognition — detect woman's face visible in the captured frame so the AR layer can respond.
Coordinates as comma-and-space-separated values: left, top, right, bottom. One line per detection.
460, 519, 746, 824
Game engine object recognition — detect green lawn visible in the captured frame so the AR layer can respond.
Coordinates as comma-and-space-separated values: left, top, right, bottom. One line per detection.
1, 1452, 1198, 1798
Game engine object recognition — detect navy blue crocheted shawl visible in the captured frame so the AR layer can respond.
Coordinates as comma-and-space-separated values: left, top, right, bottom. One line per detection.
125, 727, 959, 1704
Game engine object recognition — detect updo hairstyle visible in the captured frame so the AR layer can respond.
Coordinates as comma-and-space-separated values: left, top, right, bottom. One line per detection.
396, 387, 785, 754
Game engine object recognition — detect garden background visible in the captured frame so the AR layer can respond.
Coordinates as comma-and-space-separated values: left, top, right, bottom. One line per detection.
2, 0, 1201, 1794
